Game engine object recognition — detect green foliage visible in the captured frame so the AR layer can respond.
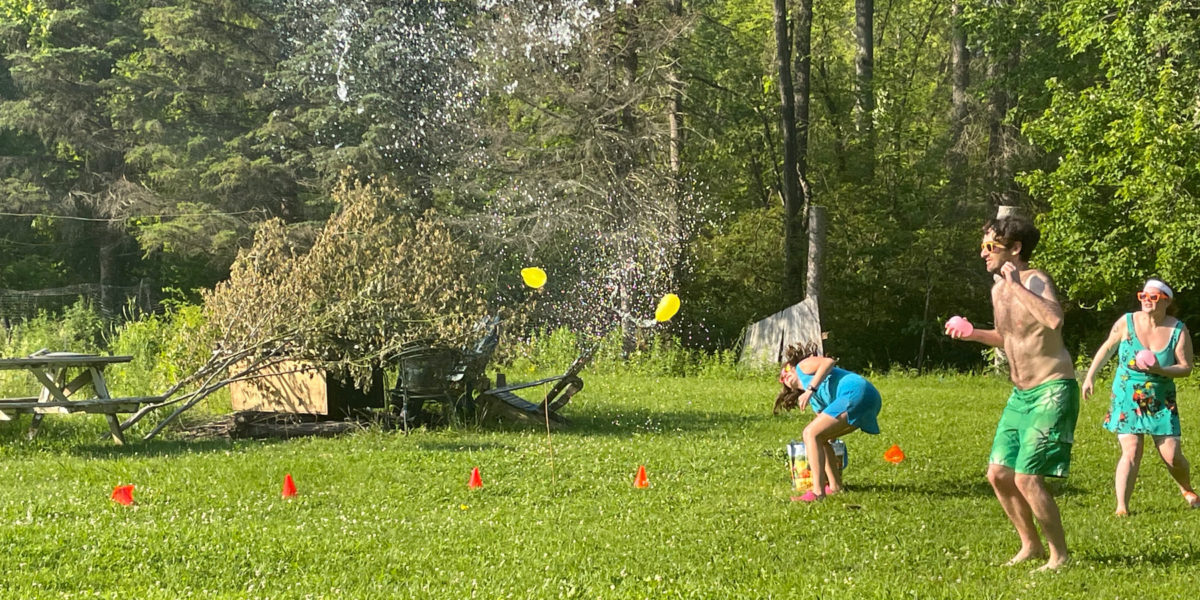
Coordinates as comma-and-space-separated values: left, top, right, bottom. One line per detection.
1, 0, 1192, 375
203, 176, 491, 389
266, 0, 482, 190
818, 181, 997, 369
0, 299, 105, 397
0, 299, 104, 356
1024, 0, 1200, 309
0, 0, 52, 47
105, 300, 213, 399
113, 0, 288, 267
682, 205, 784, 347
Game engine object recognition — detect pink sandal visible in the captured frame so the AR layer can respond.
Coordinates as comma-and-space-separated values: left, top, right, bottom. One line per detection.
1184, 491, 1200, 509
792, 490, 824, 502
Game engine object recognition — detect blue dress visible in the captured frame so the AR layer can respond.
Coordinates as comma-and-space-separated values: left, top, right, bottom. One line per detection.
1104, 313, 1183, 436
796, 367, 882, 434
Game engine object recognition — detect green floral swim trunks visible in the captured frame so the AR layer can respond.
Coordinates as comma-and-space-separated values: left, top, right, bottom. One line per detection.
989, 378, 1080, 478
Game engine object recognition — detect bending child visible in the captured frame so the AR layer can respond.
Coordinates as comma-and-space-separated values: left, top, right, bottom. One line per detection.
780, 343, 882, 502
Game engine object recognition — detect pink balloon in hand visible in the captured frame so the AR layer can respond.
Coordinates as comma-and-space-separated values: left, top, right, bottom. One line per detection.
946, 316, 974, 337
1135, 349, 1158, 370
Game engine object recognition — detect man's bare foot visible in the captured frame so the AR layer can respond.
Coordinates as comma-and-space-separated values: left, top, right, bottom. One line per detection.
1115, 508, 1128, 517
1003, 547, 1045, 566
1034, 556, 1070, 572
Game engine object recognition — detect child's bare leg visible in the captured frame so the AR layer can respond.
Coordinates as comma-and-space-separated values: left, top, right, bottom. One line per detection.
822, 441, 843, 493
802, 414, 857, 498
802, 423, 829, 497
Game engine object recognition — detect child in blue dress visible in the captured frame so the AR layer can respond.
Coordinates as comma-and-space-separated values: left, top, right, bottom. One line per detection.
781, 343, 882, 502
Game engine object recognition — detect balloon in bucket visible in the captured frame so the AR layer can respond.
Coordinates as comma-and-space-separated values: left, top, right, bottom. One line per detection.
786, 441, 812, 495
520, 267, 547, 289
945, 316, 974, 337
1135, 349, 1158, 370
655, 294, 680, 322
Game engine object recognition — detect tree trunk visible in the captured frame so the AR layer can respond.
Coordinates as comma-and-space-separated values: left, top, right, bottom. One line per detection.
620, 4, 641, 137
947, 0, 970, 198
792, 0, 814, 218
619, 2, 642, 358
667, 0, 683, 178
773, 0, 804, 304
853, 0, 875, 177
98, 227, 117, 318
805, 205, 826, 306
986, 30, 1020, 207
916, 272, 932, 371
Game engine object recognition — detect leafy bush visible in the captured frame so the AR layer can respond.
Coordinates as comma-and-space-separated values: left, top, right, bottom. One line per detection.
105, 301, 214, 400
202, 176, 492, 390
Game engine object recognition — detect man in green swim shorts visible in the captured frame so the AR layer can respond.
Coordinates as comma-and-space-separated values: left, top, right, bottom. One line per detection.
946, 214, 1079, 571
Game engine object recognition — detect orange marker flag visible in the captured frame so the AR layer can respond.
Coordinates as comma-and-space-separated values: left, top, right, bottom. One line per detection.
883, 444, 906, 463
111, 484, 135, 506
634, 465, 650, 488
281, 474, 298, 498
468, 467, 483, 489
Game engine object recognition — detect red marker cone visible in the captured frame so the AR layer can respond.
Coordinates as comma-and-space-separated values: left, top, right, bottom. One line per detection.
883, 444, 906, 464
111, 484, 135, 506
281, 474, 297, 498
634, 465, 650, 489
468, 467, 483, 489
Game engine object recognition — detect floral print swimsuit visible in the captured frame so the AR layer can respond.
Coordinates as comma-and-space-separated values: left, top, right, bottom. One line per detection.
1103, 313, 1183, 436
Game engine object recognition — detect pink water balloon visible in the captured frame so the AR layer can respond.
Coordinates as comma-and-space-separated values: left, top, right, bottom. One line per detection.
1135, 349, 1158, 370
946, 316, 974, 337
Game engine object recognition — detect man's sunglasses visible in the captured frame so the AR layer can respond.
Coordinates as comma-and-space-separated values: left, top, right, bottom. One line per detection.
1137, 291, 1167, 303
981, 241, 1007, 253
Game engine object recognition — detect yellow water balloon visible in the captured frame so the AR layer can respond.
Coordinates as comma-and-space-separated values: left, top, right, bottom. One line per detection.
521, 267, 547, 289
655, 293, 681, 322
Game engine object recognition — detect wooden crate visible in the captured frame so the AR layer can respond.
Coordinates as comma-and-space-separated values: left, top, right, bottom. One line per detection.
229, 360, 385, 418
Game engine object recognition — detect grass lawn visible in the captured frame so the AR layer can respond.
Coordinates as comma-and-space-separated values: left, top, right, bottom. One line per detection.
1, 373, 1198, 598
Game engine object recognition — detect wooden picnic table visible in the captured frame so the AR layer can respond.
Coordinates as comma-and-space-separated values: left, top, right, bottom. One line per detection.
0, 352, 159, 444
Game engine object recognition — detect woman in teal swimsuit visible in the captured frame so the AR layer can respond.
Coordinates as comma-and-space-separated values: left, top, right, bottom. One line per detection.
781, 344, 882, 502
1083, 279, 1199, 514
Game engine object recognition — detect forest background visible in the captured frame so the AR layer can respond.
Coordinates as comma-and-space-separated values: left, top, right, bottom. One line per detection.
1, 0, 1197, 372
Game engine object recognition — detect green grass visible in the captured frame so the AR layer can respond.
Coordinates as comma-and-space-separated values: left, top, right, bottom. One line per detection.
1, 373, 1198, 598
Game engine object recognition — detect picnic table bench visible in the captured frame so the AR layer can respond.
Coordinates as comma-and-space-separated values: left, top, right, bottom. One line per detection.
0, 352, 161, 444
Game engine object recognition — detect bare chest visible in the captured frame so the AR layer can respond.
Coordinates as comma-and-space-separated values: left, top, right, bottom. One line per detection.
993, 285, 1037, 333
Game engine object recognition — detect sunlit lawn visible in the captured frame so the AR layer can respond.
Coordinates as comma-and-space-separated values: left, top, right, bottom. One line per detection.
0, 373, 1198, 598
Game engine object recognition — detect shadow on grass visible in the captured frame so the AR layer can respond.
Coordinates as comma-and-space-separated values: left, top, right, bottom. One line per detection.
415, 441, 514, 453
0, 414, 291, 460
554, 407, 770, 437
848, 478, 1089, 500
1081, 547, 1200, 567
67, 437, 276, 460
